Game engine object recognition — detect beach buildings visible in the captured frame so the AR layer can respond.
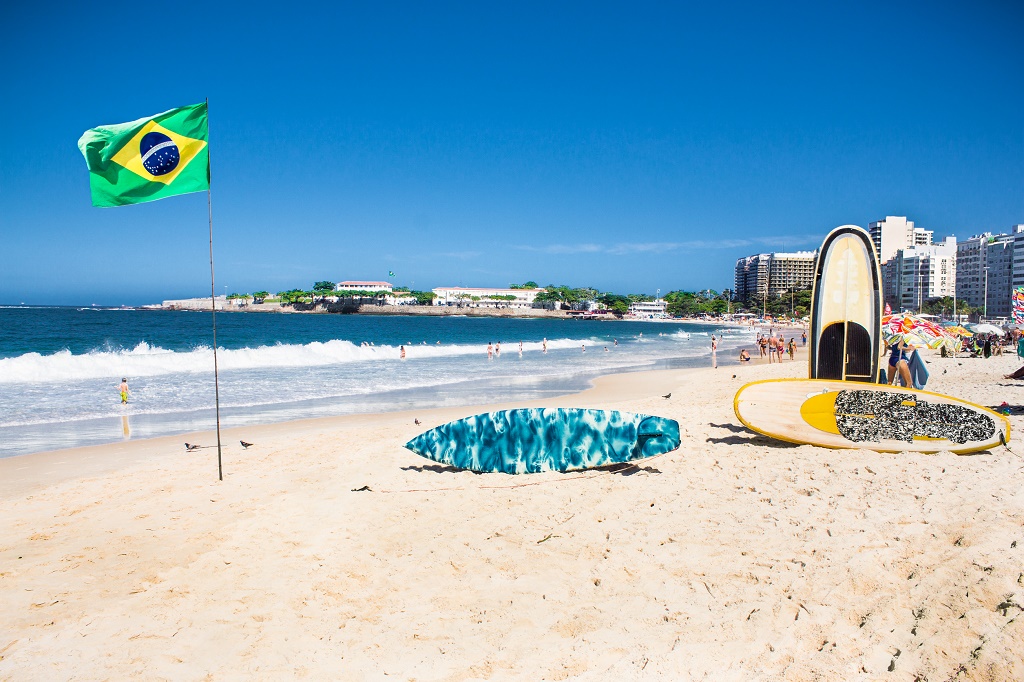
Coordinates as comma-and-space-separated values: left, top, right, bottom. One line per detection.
869, 216, 934, 264
733, 252, 816, 302
431, 286, 545, 309
767, 252, 817, 297
880, 238, 957, 312
871, 216, 960, 314
955, 226, 1024, 318
335, 281, 393, 294
627, 299, 668, 318
733, 254, 771, 303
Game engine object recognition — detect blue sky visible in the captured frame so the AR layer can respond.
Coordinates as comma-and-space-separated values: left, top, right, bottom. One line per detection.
1, 1, 1021, 305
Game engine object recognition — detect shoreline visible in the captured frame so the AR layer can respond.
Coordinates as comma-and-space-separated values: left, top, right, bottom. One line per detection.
3, 351, 1019, 678
0, 323, 793, 462
0, 356, 772, 498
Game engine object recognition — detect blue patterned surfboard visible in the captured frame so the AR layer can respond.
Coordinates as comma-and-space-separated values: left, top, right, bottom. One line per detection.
405, 408, 681, 474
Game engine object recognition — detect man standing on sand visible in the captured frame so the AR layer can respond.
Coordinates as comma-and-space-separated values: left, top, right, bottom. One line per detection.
767, 333, 778, 363
118, 378, 130, 404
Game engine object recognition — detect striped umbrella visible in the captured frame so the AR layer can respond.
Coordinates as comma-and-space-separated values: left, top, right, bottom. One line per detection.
882, 314, 961, 351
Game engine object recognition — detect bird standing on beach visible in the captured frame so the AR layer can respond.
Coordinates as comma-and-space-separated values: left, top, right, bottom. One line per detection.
185, 443, 200, 451
240, 440, 253, 449
662, 393, 672, 399
414, 418, 421, 425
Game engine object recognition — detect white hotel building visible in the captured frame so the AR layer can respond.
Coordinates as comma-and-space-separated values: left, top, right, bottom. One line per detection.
432, 286, 545, 309
335, 281, 393, 294
627, 300, 668, 318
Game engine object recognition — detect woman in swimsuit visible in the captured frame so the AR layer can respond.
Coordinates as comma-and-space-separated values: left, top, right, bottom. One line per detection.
887, 338, 913, 386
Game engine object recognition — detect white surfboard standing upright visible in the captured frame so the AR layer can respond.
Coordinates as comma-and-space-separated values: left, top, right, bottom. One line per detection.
808, 225, 882, 383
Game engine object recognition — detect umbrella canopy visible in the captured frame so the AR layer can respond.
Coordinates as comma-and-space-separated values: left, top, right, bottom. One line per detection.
882, 314, 962, 351
969, 323, 1004, 335
946, 326, 974, 337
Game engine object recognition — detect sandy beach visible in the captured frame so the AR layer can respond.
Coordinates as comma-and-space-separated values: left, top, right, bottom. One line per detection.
1, 350, 1023, 680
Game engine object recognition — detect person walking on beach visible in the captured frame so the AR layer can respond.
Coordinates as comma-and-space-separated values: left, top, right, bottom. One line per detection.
767, 334, 777, 363
801, 330, 807, 346
118, 378, 130, 404
788, 338, 796, 360
776, 337, 785, 362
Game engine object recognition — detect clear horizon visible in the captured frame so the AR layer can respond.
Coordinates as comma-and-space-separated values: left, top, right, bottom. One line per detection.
1, 1, 1021, 306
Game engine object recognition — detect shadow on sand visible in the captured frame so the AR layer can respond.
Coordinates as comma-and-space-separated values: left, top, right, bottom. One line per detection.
705, 434, 801, 449
400, 461, 662, 476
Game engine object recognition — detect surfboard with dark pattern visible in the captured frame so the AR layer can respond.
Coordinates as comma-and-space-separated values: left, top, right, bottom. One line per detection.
734, 379, 1010, 454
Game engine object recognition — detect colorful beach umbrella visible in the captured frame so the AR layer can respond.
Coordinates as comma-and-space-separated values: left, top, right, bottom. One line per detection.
881, 314, 961, 351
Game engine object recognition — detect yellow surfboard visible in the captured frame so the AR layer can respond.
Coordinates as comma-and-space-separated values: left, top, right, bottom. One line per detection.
734, 378, 1010, 454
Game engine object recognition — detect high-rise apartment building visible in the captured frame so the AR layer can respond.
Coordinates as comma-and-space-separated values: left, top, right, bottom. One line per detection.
766, 252, 817, 297
869, 216, 934, 264
733, 254, 770, 302
1010, 225, 1024, 292
733, 251, 815, 303
957, 227, 1024, 318
956, 234, 988, 309
881, 238, 956, 312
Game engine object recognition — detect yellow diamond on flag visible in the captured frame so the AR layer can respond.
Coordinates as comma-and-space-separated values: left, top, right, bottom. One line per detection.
110, 120, 207, 185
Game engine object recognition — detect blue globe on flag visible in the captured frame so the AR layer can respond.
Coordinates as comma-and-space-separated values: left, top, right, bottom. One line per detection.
140, 131, 180, 176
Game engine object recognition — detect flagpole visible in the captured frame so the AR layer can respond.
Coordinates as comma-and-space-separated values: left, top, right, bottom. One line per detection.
206, 97, 224, 481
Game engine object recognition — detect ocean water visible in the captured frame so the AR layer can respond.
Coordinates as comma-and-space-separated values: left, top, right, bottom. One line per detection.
0, 306, 758, 457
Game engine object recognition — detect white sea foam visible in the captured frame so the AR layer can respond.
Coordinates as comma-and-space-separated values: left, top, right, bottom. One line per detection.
0, 337, 599, 384
0, 319, 741, 456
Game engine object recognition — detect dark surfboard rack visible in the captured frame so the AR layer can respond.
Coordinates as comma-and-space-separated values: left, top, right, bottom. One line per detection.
809, 225, 882, 383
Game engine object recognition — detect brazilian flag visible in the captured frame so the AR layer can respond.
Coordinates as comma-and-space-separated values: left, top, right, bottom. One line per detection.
78, 102, 209, 207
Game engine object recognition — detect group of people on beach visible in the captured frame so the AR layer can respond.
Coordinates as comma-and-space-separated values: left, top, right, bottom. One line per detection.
753, 331, 799, 363
733, 329, 806, 364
